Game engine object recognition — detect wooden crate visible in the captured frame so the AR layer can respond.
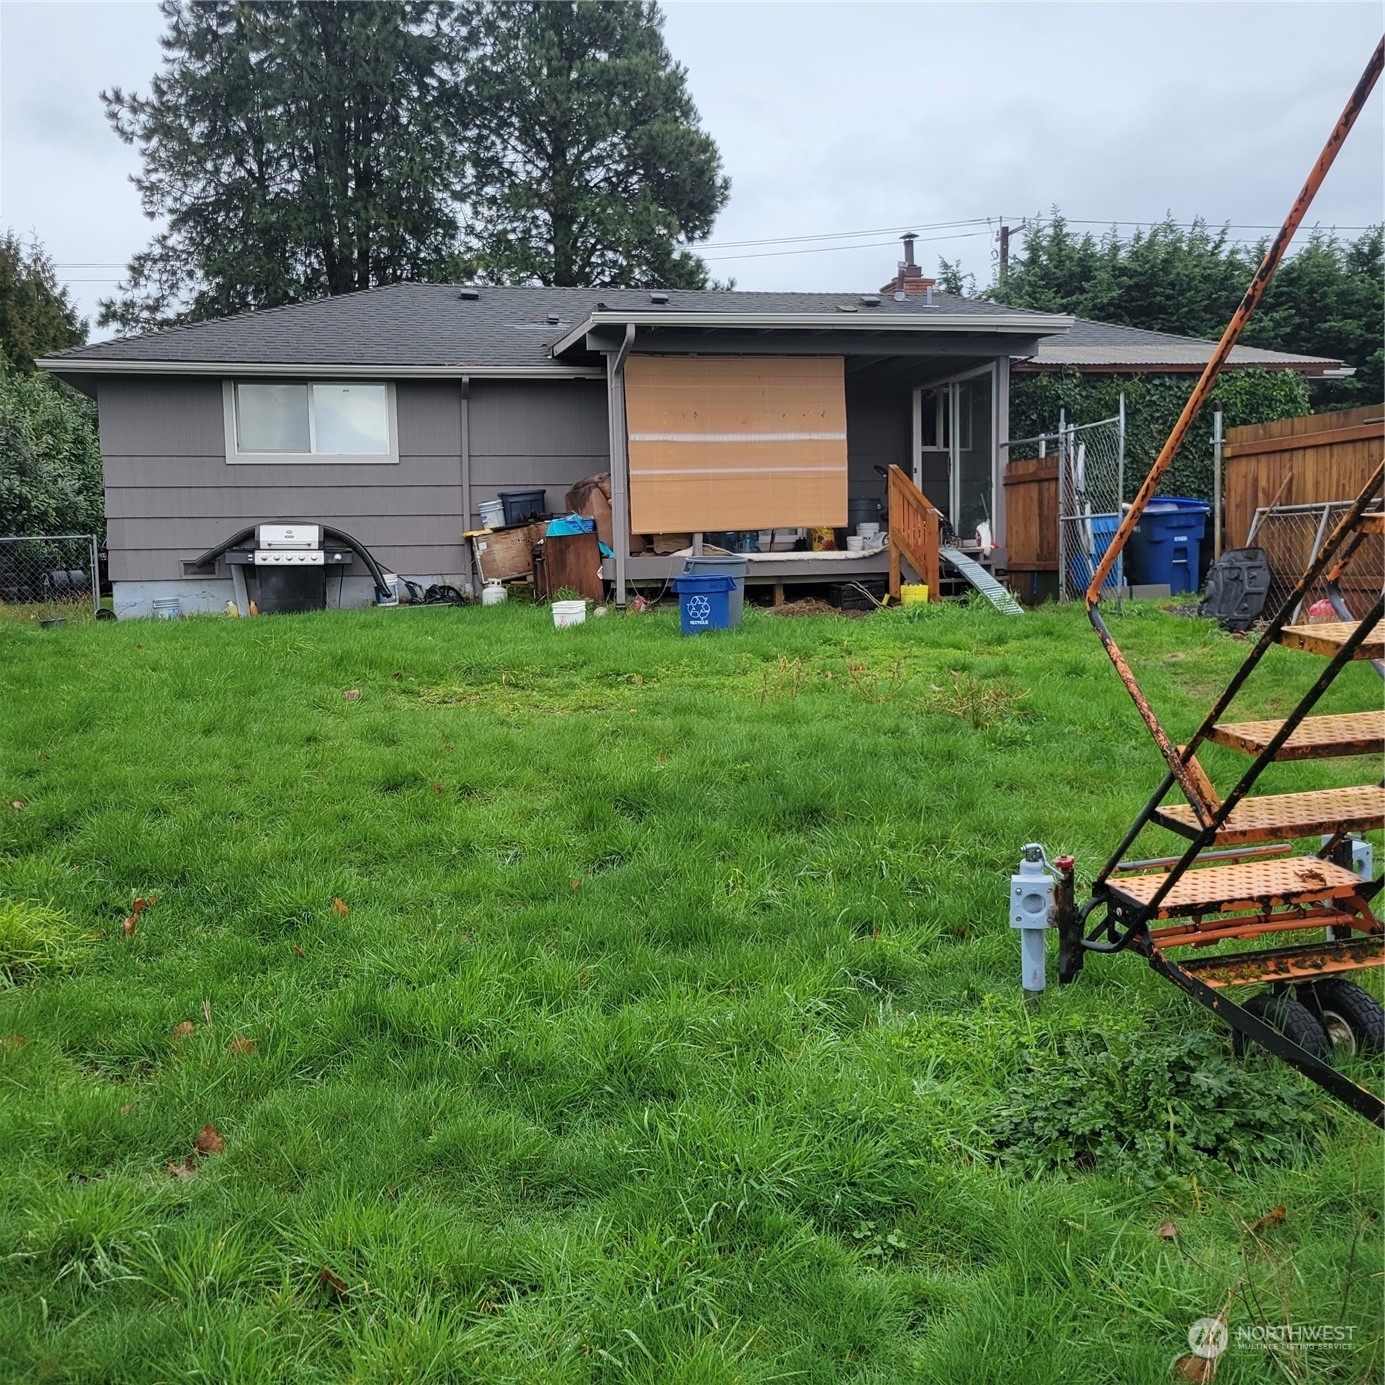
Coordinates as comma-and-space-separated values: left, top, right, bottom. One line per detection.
471, 523, 541, 581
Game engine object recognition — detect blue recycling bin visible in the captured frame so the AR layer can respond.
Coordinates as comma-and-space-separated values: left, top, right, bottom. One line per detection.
671, 572, 736, 635
1066, 513, 1125, 594
1126, 498, 1211, 596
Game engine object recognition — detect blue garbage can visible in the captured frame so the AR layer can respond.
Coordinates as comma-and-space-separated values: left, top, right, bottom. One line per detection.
1126, 498, 1211, 595
671, 572, 736, 635
1066, 513, 1125, 594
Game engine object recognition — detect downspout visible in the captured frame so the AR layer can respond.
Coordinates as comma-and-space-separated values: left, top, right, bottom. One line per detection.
460, 376, 473, 593
607, 324, 636, 606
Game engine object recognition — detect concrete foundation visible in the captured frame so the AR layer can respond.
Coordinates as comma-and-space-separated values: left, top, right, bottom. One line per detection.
112, 574, 470, 619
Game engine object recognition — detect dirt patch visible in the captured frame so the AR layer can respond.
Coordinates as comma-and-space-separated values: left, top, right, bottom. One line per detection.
764, 599, 870, 619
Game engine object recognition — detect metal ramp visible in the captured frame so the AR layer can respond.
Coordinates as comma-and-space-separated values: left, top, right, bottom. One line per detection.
940, 548, 1025, 615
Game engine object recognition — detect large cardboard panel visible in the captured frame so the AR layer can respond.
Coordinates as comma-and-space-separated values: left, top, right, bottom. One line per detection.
625, 356, 847, 532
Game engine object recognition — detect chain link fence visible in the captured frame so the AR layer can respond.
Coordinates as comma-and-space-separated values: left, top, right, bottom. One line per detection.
1245, 502, 1385, 624
0, 535, 100, 623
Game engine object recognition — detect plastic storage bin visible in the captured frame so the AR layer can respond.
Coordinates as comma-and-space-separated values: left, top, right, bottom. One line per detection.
670, 572, 736, 635
681, 555, 749, 627
1126, 498, 1211, 595
1066, 513, 1125, 594
499, 489, 547, 525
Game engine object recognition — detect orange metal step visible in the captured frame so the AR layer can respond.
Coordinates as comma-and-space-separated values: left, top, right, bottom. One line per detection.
1168, 935, 1384, 989
1155, 785, 1385, 844
1206, 710, 1385, 760
1109, 854, 1364, 919
1276, 618, 1384, 660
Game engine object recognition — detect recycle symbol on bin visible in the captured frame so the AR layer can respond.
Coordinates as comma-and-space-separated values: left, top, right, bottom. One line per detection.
687, 595, 711, 621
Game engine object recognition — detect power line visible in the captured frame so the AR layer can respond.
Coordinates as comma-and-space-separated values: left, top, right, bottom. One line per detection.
701, 230, 994, 263
696, 216, 993, 250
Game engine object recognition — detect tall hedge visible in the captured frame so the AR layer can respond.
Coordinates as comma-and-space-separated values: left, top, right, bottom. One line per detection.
1009, 368, 1311, 500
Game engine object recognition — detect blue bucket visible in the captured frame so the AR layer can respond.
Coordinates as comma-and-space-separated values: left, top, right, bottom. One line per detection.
670, 572, 736, 635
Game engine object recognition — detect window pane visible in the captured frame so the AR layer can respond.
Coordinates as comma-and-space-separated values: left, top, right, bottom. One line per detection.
236, 383, 310, 452
313, 384, 389, 454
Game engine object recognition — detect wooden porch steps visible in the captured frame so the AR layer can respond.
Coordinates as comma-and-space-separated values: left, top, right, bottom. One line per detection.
1155, 785, 1385, 844
1276, 618, 1384, 661
1109, 854, 1364, 919
1206, 709, 1385, 760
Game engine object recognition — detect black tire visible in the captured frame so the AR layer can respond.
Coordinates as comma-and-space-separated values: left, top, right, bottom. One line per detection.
1303, 979, 1385, 1057
1236, 991, 1332, 1062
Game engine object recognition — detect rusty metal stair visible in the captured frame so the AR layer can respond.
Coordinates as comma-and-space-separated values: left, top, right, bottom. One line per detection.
1155, 784, 1385, 844
1108, 854, 1366, 918
1277, 617, 1384, 660
1206, 709, 1385, 759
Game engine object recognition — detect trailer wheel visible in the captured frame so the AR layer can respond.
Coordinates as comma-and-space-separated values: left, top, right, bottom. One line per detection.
1302, 980, 1385, 1057
1235, 991, 1331, 1062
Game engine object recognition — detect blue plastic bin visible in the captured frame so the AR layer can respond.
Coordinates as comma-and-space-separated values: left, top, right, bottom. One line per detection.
671, 572, 736, 635
1066, 513, 1125, 594
682, 555, 749, 627
1126, 498, 1211, 595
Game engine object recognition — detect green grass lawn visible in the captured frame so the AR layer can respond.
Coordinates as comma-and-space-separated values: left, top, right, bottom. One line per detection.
1, 599, 1380, 1384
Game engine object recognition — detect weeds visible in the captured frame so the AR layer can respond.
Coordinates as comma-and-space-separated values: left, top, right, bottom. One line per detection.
0, 899, 91, 983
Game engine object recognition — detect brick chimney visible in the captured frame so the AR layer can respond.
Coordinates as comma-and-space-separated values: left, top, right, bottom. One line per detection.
880, 232, 937, 299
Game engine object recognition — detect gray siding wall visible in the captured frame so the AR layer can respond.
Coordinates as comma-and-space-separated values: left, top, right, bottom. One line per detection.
98, 375, 609, 581
467, 380, 608, 529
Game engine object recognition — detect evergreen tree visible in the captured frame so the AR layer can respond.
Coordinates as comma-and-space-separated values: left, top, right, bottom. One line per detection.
0, 232, 86, 372
458, 0, 728, 287
101, 0, 467, 332
993, 211, 1383, 406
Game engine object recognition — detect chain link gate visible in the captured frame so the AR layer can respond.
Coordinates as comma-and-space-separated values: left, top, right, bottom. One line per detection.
1245, 501, 1385, 624
1057, 401, 1126, 608
0, 535, 100, 622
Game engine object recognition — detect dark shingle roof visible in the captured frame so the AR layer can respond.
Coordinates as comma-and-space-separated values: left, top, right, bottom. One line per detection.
43, 282, 1061, 370
1024, 316, 1341, 372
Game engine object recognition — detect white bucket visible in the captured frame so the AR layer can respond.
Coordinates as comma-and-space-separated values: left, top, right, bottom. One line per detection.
846, 535, 866, 552
478, 499, 506, 529
857, 521, 880, 538
552, 598, 587, 629
151, 597, 181, 620
375, 573, 400, 607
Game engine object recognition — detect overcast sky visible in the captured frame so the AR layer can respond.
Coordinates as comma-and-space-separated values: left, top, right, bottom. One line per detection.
1, 0, 1380, 340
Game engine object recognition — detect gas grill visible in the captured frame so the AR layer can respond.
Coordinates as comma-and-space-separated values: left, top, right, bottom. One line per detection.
225, 524, 352, 613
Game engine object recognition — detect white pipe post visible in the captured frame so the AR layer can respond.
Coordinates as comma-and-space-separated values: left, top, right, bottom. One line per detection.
1212, 402, 1224, 560
1010, 844, 1056, 993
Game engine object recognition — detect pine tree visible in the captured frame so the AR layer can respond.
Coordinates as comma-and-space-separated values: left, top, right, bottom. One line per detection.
0, 232, 86, 372
458, 0, 728, 287
101, 0, 467, 332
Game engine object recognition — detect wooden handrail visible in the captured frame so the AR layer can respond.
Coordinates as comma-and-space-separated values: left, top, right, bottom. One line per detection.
886, 464, 941, 602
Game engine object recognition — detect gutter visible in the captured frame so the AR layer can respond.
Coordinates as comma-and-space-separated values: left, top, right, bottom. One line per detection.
549, 309, 1074, 358
35, 359, 604, 381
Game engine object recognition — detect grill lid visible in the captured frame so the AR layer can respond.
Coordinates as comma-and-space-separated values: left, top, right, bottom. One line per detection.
256, 523, 321, 550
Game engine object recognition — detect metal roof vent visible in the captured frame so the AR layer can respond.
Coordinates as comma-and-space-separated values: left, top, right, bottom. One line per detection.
859, 294, 882, 307
836, 303, 858, 313
546, 312, 562, 324
648, 290, 670, 304
458, 287, 480, 301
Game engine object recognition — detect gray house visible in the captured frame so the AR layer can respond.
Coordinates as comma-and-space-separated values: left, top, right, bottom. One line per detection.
39, 254, 1342, 616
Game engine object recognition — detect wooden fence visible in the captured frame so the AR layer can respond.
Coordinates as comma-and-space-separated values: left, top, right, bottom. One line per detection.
1002, 455, 1059, 572
1224, 404, 1384, 548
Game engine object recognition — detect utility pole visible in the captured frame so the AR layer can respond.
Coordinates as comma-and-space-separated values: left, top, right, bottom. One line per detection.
997, 221, 1023, 286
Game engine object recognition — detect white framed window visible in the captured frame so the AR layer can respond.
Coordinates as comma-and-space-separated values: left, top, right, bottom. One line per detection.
224, 381, 398, 463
